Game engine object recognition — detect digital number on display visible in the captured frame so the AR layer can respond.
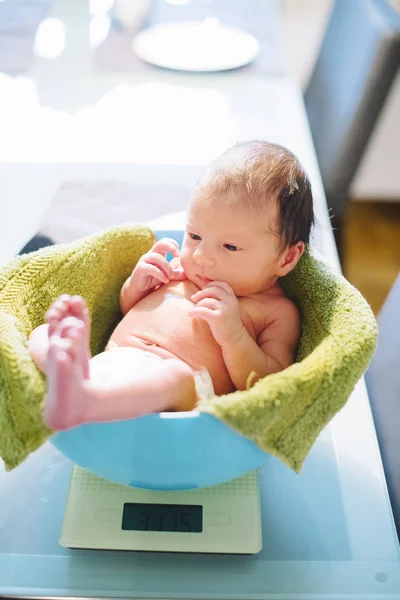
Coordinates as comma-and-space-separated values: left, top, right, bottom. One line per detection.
122, 503, 203, 533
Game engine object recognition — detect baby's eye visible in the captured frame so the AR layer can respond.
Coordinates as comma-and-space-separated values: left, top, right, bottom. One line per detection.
190, 233, 201, 241
224, 244, 239, 252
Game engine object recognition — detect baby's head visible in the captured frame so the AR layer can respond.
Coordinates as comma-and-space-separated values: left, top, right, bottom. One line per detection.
180, 141, 314, 295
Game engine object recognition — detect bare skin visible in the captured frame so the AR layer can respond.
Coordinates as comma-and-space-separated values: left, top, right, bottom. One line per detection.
34, 295, 198, 431
29, 194, 303, 431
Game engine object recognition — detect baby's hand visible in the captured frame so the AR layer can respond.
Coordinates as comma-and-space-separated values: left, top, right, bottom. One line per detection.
189, 281, 245, 348
131, 238, 186, 294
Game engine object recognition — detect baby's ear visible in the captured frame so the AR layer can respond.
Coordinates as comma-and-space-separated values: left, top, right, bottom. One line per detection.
276, 241, 304, 277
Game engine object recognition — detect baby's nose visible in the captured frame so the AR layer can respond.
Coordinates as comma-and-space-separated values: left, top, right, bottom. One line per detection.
193, 246, 215, 267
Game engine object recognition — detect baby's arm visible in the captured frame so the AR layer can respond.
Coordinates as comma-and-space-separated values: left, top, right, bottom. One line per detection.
256, 302, 301, 371
223, 300, 300, 390
222, 301, 300, 390
120, 275, 149, 315
190, 282, 300, 390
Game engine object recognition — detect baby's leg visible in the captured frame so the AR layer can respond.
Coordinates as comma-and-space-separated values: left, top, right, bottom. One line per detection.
44, 299, 198, 430
28, 323, 51, 374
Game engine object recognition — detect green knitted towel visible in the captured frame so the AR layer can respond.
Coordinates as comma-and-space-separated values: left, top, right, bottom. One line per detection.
0, 224, 377, 473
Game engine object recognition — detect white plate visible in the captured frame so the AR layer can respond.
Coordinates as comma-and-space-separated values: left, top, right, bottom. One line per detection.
132, 20, 260, 72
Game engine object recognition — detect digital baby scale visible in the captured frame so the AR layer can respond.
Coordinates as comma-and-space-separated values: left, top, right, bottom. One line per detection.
60, 466, 262, 554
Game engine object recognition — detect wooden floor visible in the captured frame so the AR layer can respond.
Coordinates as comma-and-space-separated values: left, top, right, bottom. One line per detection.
343, 200, 400, 315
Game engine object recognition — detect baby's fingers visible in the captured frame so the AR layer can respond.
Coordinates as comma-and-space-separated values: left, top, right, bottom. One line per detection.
192, 286, 224, 302
142, 253, 173, 279
151, 238, 180, 257
141, 264, 169, 284
188, 306, 214, 321
170, 266, 187, 281
191, 298, 219, 311
205, 281, 235, 296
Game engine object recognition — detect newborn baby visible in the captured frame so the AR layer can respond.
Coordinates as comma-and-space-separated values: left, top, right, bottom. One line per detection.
28, 140, 314, 430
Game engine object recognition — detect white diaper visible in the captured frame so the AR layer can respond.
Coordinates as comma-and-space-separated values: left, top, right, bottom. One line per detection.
89, 343, 215, 403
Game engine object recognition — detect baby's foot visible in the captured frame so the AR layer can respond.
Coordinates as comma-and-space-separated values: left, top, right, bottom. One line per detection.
43, 310, 90, 430
46, 295, 91, 378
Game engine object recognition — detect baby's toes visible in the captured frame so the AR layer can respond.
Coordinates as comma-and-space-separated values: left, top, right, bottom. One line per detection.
69, 296, 89, 325
49, 335, 74, 363
59, 318, 84, 356
52, 295, 72, 316
46, 295, 73, 328
59, 317, 84, 339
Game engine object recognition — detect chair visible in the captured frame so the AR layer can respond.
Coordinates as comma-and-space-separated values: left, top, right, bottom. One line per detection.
304, 0, 400, 246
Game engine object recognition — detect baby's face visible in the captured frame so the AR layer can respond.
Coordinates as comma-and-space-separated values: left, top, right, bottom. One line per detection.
180, 195, 285, 296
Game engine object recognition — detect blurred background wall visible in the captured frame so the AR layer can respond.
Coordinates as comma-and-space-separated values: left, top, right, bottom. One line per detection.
282, 0, 400, 314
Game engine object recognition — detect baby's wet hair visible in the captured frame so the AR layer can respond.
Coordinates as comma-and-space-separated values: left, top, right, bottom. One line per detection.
194, 140, 315, 252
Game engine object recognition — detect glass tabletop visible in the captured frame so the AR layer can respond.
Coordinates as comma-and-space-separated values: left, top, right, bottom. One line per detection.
1, 389, 399, 599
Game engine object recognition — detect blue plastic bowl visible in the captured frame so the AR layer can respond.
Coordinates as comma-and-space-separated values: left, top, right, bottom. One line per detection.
50, 228, 270, 489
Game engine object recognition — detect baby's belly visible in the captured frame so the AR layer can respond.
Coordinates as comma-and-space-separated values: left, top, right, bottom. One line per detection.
109, 281, 235, 396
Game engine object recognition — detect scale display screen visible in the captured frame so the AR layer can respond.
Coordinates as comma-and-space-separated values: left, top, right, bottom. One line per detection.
122, 503, 203, 533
